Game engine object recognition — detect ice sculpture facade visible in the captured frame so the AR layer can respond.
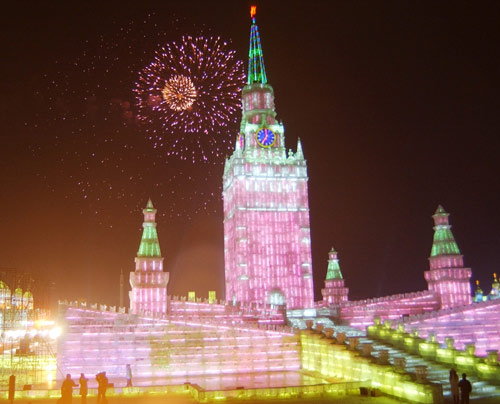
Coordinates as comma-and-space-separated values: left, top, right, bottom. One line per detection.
57, 304, 300, 379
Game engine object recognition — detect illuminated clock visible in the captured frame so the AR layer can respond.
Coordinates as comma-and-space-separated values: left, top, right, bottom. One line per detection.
256, 128, 276, 147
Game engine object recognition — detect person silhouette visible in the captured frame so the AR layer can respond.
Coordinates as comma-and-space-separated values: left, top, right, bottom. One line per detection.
96, 372, 108, 404
449, 368, 459, 404
61, 374, 77, 404
79, 373, 88, 404
126, 364, 133, 387
458, 373, 472, 404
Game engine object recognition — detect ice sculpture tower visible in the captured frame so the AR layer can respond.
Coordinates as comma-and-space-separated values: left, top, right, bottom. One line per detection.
424, 205, 471, 309
129, 199, 169, 315
321, 248, 349, 304
223, 7, 314, 309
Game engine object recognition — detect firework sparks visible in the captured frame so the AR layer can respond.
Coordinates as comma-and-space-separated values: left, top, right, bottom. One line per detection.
134, 36, 245, 162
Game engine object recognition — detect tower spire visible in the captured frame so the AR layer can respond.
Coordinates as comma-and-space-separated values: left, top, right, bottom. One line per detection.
296, 138, 304, 159
430, 205, 461, 257
325, 247, 343, 280
137, 199, 162, 257
119, 269, 124, 307
248, 6, 268, 85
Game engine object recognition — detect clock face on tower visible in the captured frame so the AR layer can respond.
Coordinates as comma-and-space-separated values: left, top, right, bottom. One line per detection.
256, 128, 276, 147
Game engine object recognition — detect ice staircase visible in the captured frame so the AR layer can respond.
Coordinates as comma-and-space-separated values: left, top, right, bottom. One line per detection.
289, 318, 500, 401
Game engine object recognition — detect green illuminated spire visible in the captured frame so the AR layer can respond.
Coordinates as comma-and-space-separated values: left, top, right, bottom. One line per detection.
430, 205, 461, 257
248, 7, 268, 85
325, 248, 343, 280
137, 199, 162, 258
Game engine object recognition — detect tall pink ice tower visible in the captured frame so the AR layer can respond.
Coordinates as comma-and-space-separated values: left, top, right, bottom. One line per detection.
129, 199, 169, 315
424, 205, 472, 309
223, 7, 314, 309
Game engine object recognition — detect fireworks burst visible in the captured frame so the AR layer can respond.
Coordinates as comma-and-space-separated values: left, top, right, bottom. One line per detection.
28, 14, 238, 223
161, 74, 197, 111
134, 36, 245, 162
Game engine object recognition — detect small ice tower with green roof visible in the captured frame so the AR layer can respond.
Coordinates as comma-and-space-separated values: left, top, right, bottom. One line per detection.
321, 248, 349, 304
424, 205, 471, 309
489, 273, 499, 300
474, 280, 484, 302
129, 199, 169, 315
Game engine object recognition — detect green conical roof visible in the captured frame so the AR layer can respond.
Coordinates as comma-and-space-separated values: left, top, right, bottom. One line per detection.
137, 199, 162, 258
430, 205, 461, 257
325, 247, 343, 280
492, 273, 499, 289
248, 8, 268, 85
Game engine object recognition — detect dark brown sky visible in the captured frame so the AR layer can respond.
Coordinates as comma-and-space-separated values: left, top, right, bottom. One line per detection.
1, 1, 500, 307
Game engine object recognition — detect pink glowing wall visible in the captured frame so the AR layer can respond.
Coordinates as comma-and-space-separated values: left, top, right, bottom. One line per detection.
322, 279, 349, 305
223, 175, 314, 309
58, 306, 300, 380
129, 266, 168, 315
399, 299, 500, 356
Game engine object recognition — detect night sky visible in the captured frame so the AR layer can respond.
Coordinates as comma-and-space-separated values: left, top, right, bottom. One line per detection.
1, 1, 500, 307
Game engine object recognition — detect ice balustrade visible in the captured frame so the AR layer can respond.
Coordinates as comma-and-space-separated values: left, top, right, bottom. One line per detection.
337, 291, 438, 307
330, 291, 440, 329
1, 373, 364, 402
368, 315, 500, 382
390, 299, 500, 356
59, 296, 285, 325
300, 326, 443, 404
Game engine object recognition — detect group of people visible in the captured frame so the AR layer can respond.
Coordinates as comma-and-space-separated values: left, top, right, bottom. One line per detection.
449, 369, 472, 404
60, 371, 108, 404
62, 367, 470, 403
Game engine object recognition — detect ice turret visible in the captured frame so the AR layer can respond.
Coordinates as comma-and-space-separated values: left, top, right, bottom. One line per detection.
489, 273, 499, 299
322, 248, 349, 304
129, 199, 169, 315
474, 280, 484, 303
424, 205, 471, 309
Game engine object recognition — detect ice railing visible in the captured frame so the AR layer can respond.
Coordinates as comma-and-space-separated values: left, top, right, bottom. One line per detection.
301, 322, 443, 404
58, 298, 294, 335
367, 317, 500, 380
338, 290, 437, 308
394, 297, 500, 325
